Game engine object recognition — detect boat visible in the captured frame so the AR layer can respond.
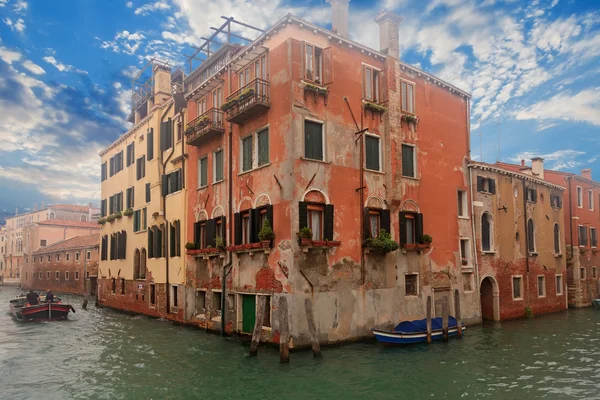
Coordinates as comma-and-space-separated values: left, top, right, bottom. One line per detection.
372, 316, 464, 345
593, 299, 600, 309
9, 294, 76, 321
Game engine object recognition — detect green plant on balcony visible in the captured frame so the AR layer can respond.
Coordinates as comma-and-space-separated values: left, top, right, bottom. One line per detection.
419, 234, 433, 245
366, 229, 399, 253
237, 87, 255, 102
185, 125, 196, 135
123, 208, 134, 217
364, 101, 387, 113
304, 82, 328, 96
185, 242, 196, 250
196, 116, 210, 127
215, 236, 226, 251
401, 113, 419, 124
106, 214, 116, 223
298, 227, 312, 239
115, 211, 123, 219
258, 219, 275, 243
97, 217, 106, 225
221, 98, 238, 112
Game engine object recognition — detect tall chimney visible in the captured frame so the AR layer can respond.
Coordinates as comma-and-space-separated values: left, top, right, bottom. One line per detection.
531, 157, 544, 179
581, 168, 592, 180
375, 11, 402, 59
327, 0, 350, 39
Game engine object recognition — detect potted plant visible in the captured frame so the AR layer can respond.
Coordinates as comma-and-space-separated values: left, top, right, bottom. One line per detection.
185, 242, 196, 251
185, 125, 196, 135
197, 116, 210, 127
298, 227, 312, 246
237, 87, 255, 102
461, 258, 468, 266
258, 219, 275, 248
123, 208, 134, 217
419, 234, 433, 248
366, 230, 399, 253
97, 217, 106, 225
215, 236, 226, 252
221, 98, 237, 112
401, 113, 419, 124
106, 214, 116, 223
364, 101, 387, 113
115, 211, 123, 219
304, 82, 328, 96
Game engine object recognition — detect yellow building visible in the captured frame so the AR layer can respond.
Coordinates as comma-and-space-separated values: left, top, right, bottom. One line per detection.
97, 61, 188, 320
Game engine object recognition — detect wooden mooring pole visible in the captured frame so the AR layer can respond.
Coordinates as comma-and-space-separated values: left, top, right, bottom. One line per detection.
249, 295, 267, 357
442, 296, 449, 342
426, 295, 432, 344
304, 298, 321, 357
279, 296, 290, 364
454, 289, 462, 339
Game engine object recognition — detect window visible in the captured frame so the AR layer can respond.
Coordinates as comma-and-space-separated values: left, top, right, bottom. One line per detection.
136, 157, 145, 180
460, 239, 470, 265
56, 254, 60, 262
109, 150, 124, 176
198, 157, 208, 187
257, 128, 269, 167
133, 208, 147, 232
262, 296, 272, 328
171, 285, 178, 310
591, 227, 597, 247
241, 136, 253, 172
401, 81, 415, 113
577, 186, 582, 207
526, 188, 537, 203
481, 213, 492, 252
304, 120, 324, 161
214, 150, 224, 182
212, 291, 222, 316
147, 128, 154, 161
463, 273, 474, 292
55, 271, 59, 280
39, 272, 42, 280
308, 204, 324, 240
593, 267, 597, 279
405, 274, 418, 296
194, 221, 207, 249
76, 252, 80, 261
126, 187, 134, 209
150, 284, 156, 305
110, 231, 127, 260
369, 209, 380, 238
101, 162, 107, 182
163, 169, 182, 195
457, 190, 467, 217
65, 271, 70, 280
160, 119, 173, 151
363, 66, 380, 102
304, 43, 323, 83
477, 176, 496, 194
365, 135, 381, 171
121, 278, 125, 294
554, 224, 561, 254
101, 235, 108, 260
512, 276, 523, 299
399, 212, 422, 246
110, 278, 116, 293
578, 225, 588, 247
177, 121, 182, 142
126, 142, 135, 167
401, 144, 416, 178
170, 220, 181, 257
86, 271, 90, 279
556, 275, 563, 295
86, 251, 91, 260
241, 211, 251, 244
47, 271, 50, 279
196, 290, 206, 314
527, 219, 536, 253
146, 183, 151, 203
66, 253, 70, 261
109, 192, 123, 214
101, 199, 107, 217
550, 194, 562, 209
148, 225, 163, 258
41, 240, 46, 247
580, 267, 586, 280
537, 276, 546, 297
589, 190, 594, 210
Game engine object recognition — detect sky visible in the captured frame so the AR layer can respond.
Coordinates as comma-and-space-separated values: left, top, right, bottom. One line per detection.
0, 0, 598, 214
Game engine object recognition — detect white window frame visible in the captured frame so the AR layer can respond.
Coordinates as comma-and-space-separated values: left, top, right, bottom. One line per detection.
400, 78, 416, 114
589, 190, 594, 211
577, 186, 583, 208
457, 190, 468, 219
459, 237, 471, 266
404, 273, 419, 297
591, 227, 597, 248
481, 212, 494, 253
364, 132, 382, 172
55, 271, 59, 280
578, 225, 587, 247
537, 275, 546, 298
213, 149, 224, 183
362, 63, 381, 103
303, 117, 326, 162
170, 284, 179, 312
86, 251, 91, 260
512, 275, 524, 300
75, 271, 80, 280
198, 156, 208, 188
65, 271, 70, 280
401, 143, 417, 178
555, 274, 563, 295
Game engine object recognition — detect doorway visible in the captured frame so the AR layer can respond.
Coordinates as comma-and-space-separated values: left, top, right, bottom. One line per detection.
480, 276, 499, 320
433, 289, 453, 318
242, 294, 256, 334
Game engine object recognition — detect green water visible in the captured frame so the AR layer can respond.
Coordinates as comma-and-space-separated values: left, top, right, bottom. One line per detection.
1, 286, 599, 400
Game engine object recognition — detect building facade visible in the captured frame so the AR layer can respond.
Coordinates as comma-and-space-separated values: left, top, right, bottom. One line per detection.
181, 7, 479, 347
97, 62, 188, 321
472, 160, 568, 320
545, 168, 600, 307
25, 234, 99, 295
0, 226, 6, 284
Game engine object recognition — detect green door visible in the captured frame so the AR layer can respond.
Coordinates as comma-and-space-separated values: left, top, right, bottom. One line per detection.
242, 295, 256, 334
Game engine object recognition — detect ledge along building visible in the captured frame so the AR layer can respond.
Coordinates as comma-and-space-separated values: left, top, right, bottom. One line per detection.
181, 3, 479, 348
97, 61, 188, 319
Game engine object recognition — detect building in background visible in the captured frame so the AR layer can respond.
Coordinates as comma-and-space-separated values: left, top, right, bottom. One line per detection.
545, 168, 600, 307
24, 234, 99, 295
471, 160, 568, 320
181, 5, 478, 347
97, 61, 188, 320
0, 226, 6, 284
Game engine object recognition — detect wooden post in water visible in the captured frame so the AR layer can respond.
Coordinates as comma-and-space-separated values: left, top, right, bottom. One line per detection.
454, 289, 462, 339
279, 296, 290, 364
442, 296, 449, 342
426, 295, 432, 344
304, 298, 321, 357
249, 295, 267, 357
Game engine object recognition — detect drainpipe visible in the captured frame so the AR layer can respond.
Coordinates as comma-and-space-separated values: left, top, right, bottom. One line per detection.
522, 178, 530, 308
567, 176, 574, 262
221, 123, 234, 337
468, 166, 480, 300
160, 102, 174, 314
360, 107, 365, 285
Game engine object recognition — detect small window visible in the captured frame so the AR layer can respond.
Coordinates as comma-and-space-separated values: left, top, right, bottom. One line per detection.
198, 157, 208, 187
512, 276, 523, 299
304, 43, 323, 83
589, 190, 594, 210
75, 252, 80, 261
307, 204, 324, 240
65, 271, 69, 280
212, 291, 222, 315
47, 271, 50, 279
66, 253, 70, 261
150, 284, 156, 305
527, 219, 536, 253
537, 276, 546, 297
40, 239, 47, 247
146, 183, 151, 203
460, 239, 470, 265
55, 271, 59, 280
526, 188, 537, 203
365, 135, 381, 171
405, 274, 418, 296
368, 209, 381, 239
75, 271, 79, 280
136, 157, 145, 181
477, 176, 496, 194
481, 213, 492, 252
592, 267, 597, 279
126, 187, 135, 209
578, 225, 588, 247
463, 272, 474, 292
401, 144, 416, 178
165, 169, 182, 195
196, 290, 206, 314
241, 136, 253, 172
401, 81, 415, 113
363, 66, 380, 102
257, 128, 269, 167
556, 275, 563, 295
554, 224, 561, 254
577, 187, 583, 207
304, 120, 324, 161
39, 272, 42, 279
457, 190, 467, 217
580, 267, 586, 280
56, 254, 60, 262
171, 285, 178, 310
591, 227, 597, 248
551, 194, 562, 209
214, 150, 224, 182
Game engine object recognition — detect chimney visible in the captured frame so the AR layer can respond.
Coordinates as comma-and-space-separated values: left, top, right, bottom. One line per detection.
521, 159, 525, 166
531, 157, 544, 179
581, 168, 592, 180
375, 11, 402, 59
327, 0, 350, 39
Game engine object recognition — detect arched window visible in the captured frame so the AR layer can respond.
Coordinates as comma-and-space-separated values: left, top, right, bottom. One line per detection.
133, 249, 141, 279
554, 224, 561, 254
48, 212, 55, 219
80, 214, 87, 221
527, 219, 536, 253
140, 248, 147, 279
481, 212, 492, 251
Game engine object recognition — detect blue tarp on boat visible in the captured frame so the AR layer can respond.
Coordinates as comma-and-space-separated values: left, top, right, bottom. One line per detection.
394, 317, 458, 333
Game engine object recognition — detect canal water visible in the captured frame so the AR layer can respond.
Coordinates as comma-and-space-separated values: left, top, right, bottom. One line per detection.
0, 286, 599, 400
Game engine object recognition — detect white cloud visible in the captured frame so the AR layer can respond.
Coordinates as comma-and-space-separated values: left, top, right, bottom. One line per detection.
0, 0, 7, 7
13, 0, 27, 13
510, 150, 586, 171
134, 1, 169, 16
126, 1, 133, 7
42, 55, 87, 74
515, 88, 600, 126
161, 31, 190, 44
3, 17, 25, 32
101, 30, 146, 55
21, 60, 45, 75
0, 47, 22, 64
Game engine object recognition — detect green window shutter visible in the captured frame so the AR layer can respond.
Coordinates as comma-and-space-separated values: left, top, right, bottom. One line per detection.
324, 204, 334, 241
380, 209, 391, 234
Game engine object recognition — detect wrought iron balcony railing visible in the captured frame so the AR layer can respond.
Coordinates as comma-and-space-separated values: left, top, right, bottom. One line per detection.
222, 78, 270, 124
185, 108, 225, 146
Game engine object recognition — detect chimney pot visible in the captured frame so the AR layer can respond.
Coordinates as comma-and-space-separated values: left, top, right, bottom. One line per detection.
327, 0, 350, 39
581, 168, 592, 180
521, 159, 525, 166
531, 157, 545, 180
374, 11, 402, 59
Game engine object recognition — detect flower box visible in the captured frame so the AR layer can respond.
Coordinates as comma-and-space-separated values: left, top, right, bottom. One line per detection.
123, 208, 133, 217
261, 240, 271, 248
237, 88, 255, 102
187, 249, 203, 256
326, 240, 342, 247
221, 99, 238, 112
251, 242, 262, 249
401, 113, 420, 126
364, 101, 387, 113
304, 83, 328, 96
243, 243, 253, 250
312, 240, 327, 247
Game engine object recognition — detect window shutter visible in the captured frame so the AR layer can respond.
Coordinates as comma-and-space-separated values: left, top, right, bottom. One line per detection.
120, 231, 127, 260
477, 176, 483, 192
489, 179, 496, 194
324, 204, 334, 241
363, 208, 371, 240
206, 219, 216, 248
152, 226, 158, 258
415, 213, 424, 243
381, 69, 388, 104
300, 40, 306, 80
322, 47, 333, 85
399, 212, 407, 245
298, 202, 308, 230
265, 205, 273, 231
148, 228, 154, 258
381, 209, 391, 234
193, 222, 200, 248
162, 174, 168, 197
178, 168, 183, 191
559, 196, 563, 209
250, 208, 259, 243
234, 213, 242, 245
131, 187, 134, 208
533, 189, 537, 202
146, 183, 151, 203
160, 121, 167, 151
170, 223, 175, 257
220, 216, 227, 246
147, 128, 154, 161
158, 225, 164, 257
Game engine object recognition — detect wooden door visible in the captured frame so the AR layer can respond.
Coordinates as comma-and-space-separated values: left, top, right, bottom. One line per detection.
242, 295, 256, 334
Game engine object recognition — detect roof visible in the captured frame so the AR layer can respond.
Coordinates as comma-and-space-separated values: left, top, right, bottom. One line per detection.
469, 161, 565, 191
498, 162, 600, 189
49, 204, 90, 212
33, 234, 100, 255
37, 219, 100, 229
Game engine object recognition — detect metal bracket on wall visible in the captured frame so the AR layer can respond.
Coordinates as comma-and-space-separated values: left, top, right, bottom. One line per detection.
245, 182, 254, 195
273, 174, 283, 190
305, 173, 316, 190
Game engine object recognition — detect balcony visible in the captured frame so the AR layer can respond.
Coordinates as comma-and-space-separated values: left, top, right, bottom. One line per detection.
223, 79, 270, 124
185, 108, 225, 146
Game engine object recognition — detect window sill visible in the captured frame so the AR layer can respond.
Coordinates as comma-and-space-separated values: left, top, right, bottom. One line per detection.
458, 216, 469, 220
482, 251, 496, 255
512, 298, 523, 301
299, 239, 341, 252
538, 295, 546, 299
404, 295, 419, 299
212, 179, 224, 186
526, 200, 537, 204
478, 191, 494, 195
237, 162, 271, 177
402, 175, 419, 181
554, 253, 563, 258
301, 157, 330, 165
364, 168, 385, 175
165, 190, 183, 199
134, 230, 147, 235
529, 252, 539, 256
196, 185, 208, 191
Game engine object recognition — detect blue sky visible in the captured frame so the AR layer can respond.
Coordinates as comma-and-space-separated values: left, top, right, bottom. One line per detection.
0, 0, 598, 214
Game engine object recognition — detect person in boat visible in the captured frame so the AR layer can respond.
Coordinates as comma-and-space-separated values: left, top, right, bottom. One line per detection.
26, 290, 39, 306
45, 289, 55, 303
